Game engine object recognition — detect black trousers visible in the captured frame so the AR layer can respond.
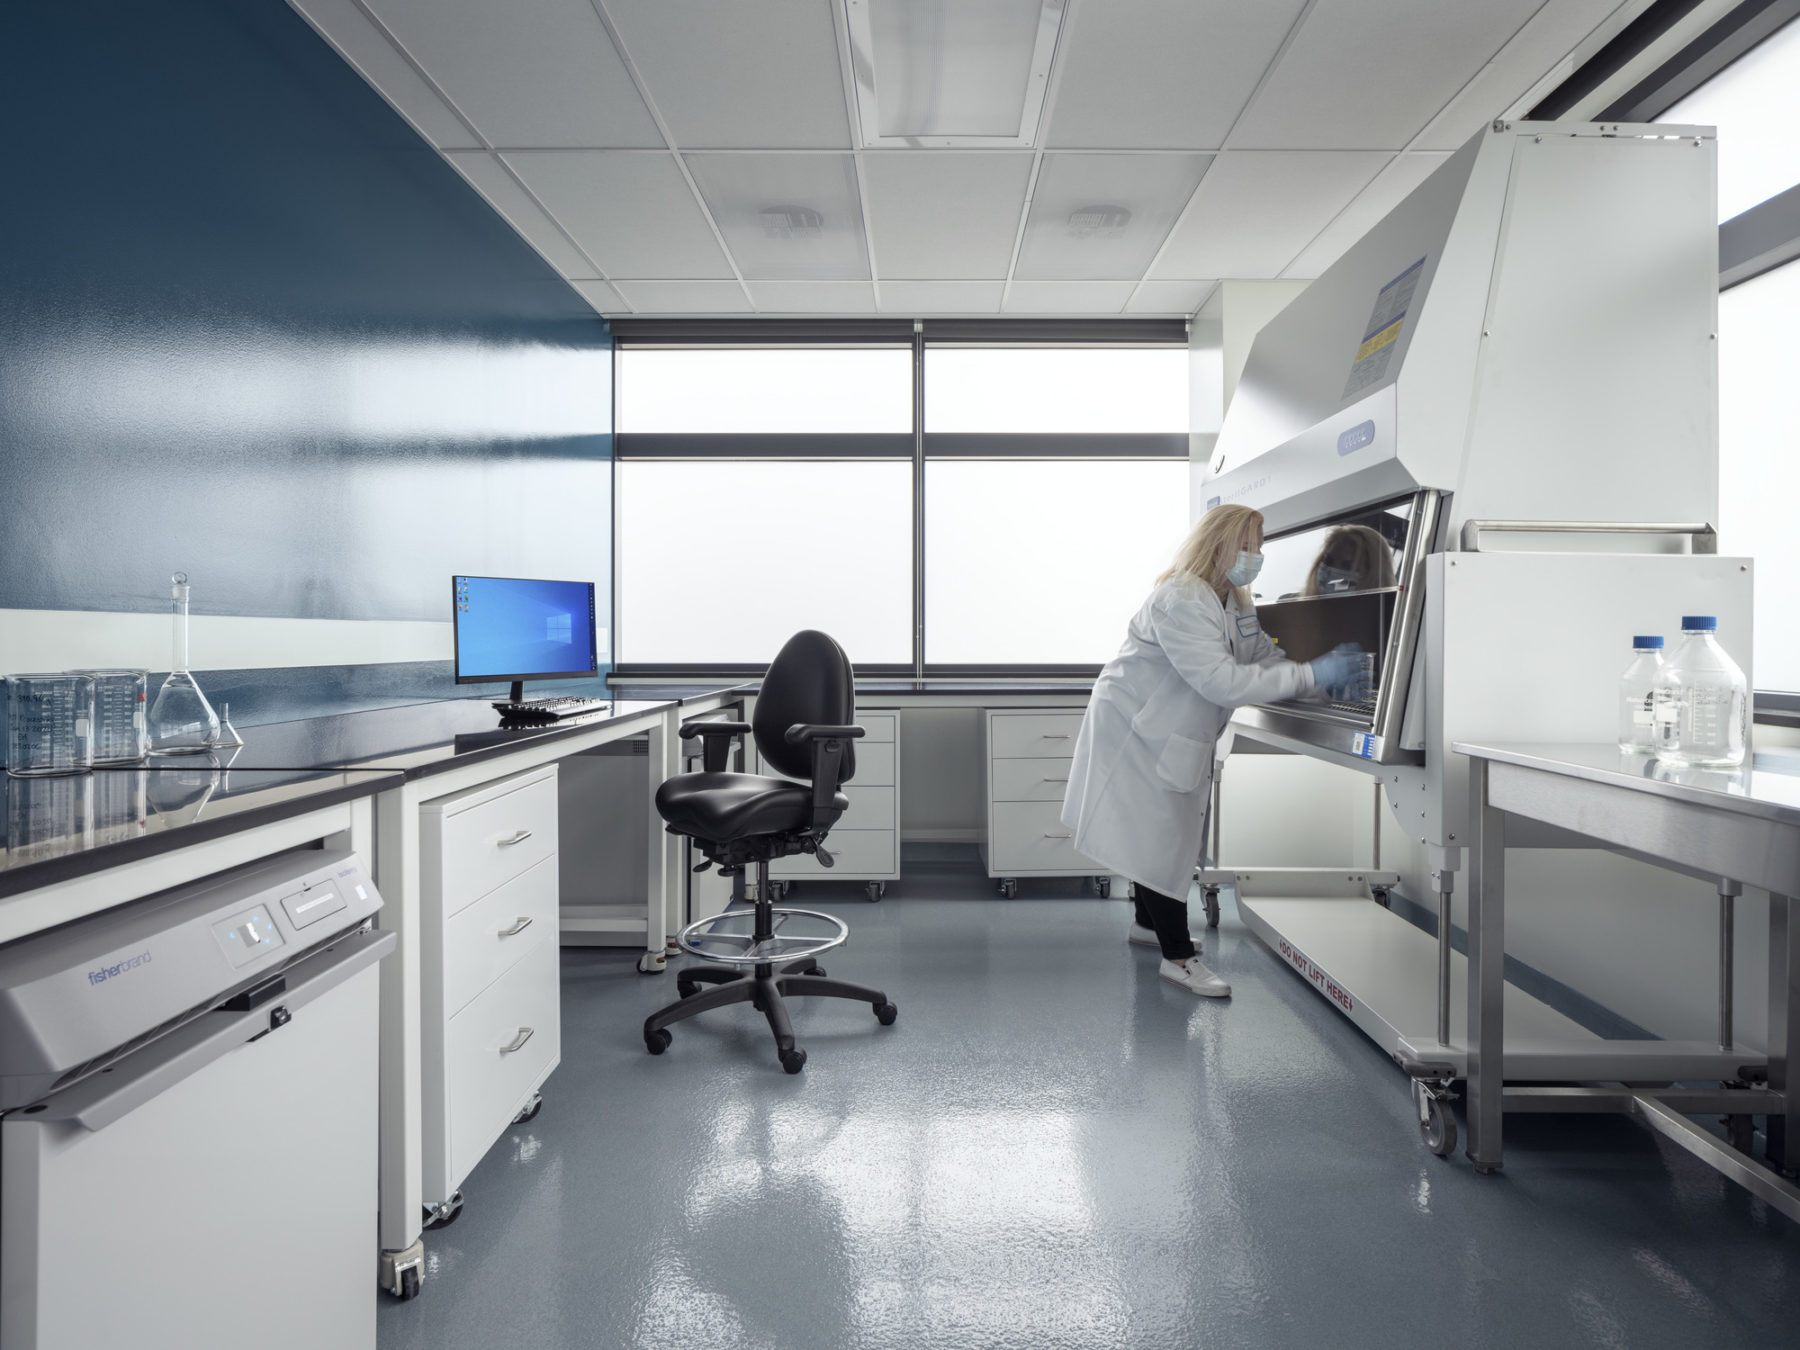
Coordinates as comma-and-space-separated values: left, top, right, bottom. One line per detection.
1133, 884, 1196, 962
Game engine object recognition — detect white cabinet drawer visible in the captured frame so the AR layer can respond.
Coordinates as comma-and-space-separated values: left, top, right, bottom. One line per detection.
990, 713, 1084, 760
770, 828, 895, 878
432, 769, 559, 916
856, 712, 896, 743
990, 757, 1075, 802
446, 938, 560, 1191
443, 854, 557, 1017
837, 784, 895, 829
989, 801, 1100, 874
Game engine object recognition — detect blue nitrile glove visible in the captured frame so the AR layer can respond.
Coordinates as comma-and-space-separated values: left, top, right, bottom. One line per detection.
1309, 644, 1369, 700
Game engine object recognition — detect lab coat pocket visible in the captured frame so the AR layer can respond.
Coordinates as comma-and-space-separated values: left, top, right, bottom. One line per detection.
1153, 731, 1210, 793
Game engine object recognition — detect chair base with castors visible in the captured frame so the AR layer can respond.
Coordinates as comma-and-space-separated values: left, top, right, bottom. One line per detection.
643, 860, 897, 1073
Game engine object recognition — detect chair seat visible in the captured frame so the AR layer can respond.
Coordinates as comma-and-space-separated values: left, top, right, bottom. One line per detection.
655, 772, 848, 844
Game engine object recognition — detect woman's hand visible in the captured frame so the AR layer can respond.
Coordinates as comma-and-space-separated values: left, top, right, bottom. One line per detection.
1309, 644, 1370, 701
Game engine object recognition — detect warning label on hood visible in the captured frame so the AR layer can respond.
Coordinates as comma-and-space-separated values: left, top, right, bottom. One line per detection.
1343, 256, 1425, 399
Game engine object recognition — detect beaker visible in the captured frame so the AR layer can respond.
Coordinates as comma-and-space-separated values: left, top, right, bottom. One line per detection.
5, 673, 96, 777
85, 669, 151, 764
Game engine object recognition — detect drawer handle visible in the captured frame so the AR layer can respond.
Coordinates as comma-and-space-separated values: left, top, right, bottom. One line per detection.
498, 829, 534, 847
1043, 832, 1073, 840
497, 916, 534, 938
1042, 776, 1069, 783
500, 1027, 535, 1055
1041, 734, 1071, 740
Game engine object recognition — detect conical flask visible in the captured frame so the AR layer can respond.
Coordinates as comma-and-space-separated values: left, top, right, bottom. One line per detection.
149, 572, 220, 755
215, 701, 245, 749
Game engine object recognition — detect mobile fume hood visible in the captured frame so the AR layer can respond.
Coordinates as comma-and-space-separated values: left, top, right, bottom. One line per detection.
1201, 119, 1757, 1155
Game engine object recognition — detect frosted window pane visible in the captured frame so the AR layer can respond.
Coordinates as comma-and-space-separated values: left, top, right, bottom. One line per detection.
1719, 261, 1800, 692
1663, 19, 1800, 221
925, 461, 1192, 664
617, 348, 912, 433
617, 462, 912, 665
925, 347, 1188, 433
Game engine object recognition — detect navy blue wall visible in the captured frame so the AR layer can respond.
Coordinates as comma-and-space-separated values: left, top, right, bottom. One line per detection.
0, 1, 612, 663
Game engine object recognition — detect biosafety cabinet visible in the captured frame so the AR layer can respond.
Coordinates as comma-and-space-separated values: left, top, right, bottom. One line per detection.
1201, 121, 1755, 1130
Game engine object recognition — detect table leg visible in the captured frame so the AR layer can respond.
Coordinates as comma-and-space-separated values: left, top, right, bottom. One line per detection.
374, 785, 425, 1282
1466, 759, 1505, 1174
645, 717, 678, 961
1770, 893, 1799, 1176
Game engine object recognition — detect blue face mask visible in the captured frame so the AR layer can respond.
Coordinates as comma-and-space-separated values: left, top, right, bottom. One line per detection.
1226, 550, 1263, 586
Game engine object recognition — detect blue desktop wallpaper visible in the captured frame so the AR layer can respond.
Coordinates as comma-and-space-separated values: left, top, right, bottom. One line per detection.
455, 577, 598, 681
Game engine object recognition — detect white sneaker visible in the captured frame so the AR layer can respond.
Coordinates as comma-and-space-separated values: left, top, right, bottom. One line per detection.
1129, 923, 1200, 955
1159, 956, 1230, 998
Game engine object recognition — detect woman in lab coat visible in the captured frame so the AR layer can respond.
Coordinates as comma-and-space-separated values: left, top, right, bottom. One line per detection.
1060, 504, 1362, 997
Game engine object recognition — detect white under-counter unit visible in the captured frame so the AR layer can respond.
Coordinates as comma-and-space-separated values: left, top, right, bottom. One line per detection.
419, 763, 561, 1218
759, 708, 900, 902
981, 709, 1109, 898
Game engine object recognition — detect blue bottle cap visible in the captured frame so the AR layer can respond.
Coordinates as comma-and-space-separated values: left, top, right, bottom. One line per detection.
1680, 616, 1717, 631
1632, 635, 1663, 649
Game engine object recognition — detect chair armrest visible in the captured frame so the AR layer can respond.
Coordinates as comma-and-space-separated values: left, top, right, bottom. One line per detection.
679, 720, 751, 772
782, 724, 866, 744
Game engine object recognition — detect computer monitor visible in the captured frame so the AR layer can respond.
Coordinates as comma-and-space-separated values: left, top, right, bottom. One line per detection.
452, 575, 598, 702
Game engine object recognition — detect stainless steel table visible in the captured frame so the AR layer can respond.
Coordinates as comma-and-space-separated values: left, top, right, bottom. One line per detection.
1457, 741, 1800, 1220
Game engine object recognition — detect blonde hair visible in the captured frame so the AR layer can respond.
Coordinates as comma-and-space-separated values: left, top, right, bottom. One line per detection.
1158, 503, 1265, 601
1301, 523, 1396, 596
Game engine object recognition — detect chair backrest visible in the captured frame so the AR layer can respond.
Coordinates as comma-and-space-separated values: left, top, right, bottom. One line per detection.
753, 630, 855, 782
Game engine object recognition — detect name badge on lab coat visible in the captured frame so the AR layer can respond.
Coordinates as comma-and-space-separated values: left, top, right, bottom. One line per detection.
1235, 614, 1261, 639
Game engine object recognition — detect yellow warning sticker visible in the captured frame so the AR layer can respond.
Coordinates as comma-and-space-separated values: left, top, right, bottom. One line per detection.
1354, 318, 1404, 364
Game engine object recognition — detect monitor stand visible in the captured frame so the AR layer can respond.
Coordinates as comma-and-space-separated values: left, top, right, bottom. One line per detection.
509, 681, 525, 705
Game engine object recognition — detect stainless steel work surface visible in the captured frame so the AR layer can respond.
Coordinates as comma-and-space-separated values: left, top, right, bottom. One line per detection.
1454, 742, 1800, 826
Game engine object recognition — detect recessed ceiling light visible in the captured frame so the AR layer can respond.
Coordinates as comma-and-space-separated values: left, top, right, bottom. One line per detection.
846, 0, 1068, 149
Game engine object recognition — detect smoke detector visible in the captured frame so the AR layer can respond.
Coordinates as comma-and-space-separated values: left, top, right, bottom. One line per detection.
759, 207, 825, 240
1067, 205, 1131, 239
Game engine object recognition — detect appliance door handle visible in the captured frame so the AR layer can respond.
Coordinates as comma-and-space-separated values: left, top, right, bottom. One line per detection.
497, 916, 534, 938
500, 1027, 535, 1055
1043, 832, 1073, 840
1042, 734, 1071, 740
1042, 776, 1068, 783
499, 829, 533, 847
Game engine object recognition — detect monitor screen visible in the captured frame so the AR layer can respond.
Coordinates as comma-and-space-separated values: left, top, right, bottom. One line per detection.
452, 575, 598, 684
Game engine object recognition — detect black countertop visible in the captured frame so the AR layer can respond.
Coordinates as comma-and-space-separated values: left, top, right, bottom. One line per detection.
182, 696, 680, 779
0, 762, 402, 900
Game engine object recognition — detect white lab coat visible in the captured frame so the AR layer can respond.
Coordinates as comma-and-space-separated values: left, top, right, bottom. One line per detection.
1061, 577, 1314, 899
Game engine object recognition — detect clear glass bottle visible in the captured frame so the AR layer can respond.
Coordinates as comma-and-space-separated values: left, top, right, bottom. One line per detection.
1653, 615, 1748, 768
149, 572, 220, 755
1617, 636, 1664, 753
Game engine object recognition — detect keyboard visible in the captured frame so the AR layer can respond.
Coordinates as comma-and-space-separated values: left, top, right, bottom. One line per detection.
492, 696, 613, 723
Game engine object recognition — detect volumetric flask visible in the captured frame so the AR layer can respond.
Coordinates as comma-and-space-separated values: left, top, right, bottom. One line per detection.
85, 669, 150, 764
6, 673, 96, 777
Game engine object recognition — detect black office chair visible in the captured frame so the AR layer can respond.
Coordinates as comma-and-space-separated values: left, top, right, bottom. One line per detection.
644, 630, 897, 1073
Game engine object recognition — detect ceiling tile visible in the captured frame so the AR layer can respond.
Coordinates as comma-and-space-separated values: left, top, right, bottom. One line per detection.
364, 0, 662, 147
603, 0, 852, 148
862, 153, 1032, 279
1283, 151, 1450, 278
685, 154, 869, 280
1003, 281, 1136, 313
570, 279, 628, 311
1149, 151, 1388, 279
1046, 0, 1308, 149
1016, 153, 1210, 280
614, 280, 753, 313
748, 282, 877, 313
1126, 280, 1216, 314
1230, 0, 1542, 150
1414, 0, 1630, 152
877, 281, 1005, 313
505, 152, 733, 279
443, 151, 601, 277
290, 0, 479, 148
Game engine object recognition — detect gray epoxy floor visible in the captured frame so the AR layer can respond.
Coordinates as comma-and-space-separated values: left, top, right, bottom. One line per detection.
379, 868, 1800, 1350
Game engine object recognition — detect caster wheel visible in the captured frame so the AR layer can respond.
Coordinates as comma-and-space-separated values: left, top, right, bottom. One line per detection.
645, 1028, 672, 1055
1415, 1082, 1457, 1158
1203, 886, 1221, 929
866, 882, 884, 902
780, 1047, 807, 1074
809, 966, 827, 977
398, 1266, 422, 1301
422, 1192, 464, 1230
874, 1001, 898, 1026
1372, 886, 1392, 909
769, 881, 789, 902
999, 879, 1018, 899
1096, 876, 1112, 899
513, 1094, 543, 1125
1127, 882, 1138, 901
637, 952, 666, 974
678, 980, 699, 999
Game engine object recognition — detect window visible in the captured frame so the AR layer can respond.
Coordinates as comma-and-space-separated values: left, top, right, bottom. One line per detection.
1718, 259, 1800, 693
1662, 17, 1800, 222
924, 459, 1191, 665
616, 347, 910, 433
924, 347, 1188, 434
615, 460, 914, 667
